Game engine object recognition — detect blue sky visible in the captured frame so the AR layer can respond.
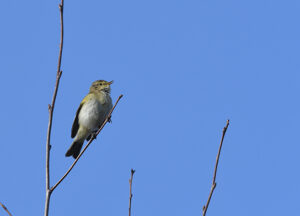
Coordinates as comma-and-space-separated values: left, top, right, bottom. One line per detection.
0, 0, 300, 215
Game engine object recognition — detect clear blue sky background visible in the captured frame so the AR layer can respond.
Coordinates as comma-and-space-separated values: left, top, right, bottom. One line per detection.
0, 0, 299, 215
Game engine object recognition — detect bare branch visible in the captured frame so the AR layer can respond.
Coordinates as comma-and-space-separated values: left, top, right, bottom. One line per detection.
44, 0, 64, 216
51, 94, 123, 192
202, 120, 230, 216
128, 169, 136, 216
0, 202, 12, 216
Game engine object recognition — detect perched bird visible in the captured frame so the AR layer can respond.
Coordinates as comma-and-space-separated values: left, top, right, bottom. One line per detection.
65, 80, 113, 159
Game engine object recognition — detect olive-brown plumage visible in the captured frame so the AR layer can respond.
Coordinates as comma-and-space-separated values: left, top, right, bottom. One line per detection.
65, 80, 113, 158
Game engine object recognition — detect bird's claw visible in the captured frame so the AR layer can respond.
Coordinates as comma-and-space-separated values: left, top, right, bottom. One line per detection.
91, 132, 97, 140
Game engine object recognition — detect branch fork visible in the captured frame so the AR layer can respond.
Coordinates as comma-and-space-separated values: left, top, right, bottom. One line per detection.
44, 0, 123, 215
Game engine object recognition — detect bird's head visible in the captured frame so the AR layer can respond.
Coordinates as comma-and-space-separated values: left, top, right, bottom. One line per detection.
90, 80, 113, 94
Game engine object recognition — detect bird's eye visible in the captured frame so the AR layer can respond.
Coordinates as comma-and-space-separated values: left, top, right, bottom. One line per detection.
99, 83, 102, 85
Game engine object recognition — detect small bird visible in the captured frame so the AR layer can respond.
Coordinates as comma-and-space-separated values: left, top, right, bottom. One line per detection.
65, 80, 113, 159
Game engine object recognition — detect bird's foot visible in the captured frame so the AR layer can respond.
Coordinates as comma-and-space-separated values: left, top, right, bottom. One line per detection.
91, 132, 97, 140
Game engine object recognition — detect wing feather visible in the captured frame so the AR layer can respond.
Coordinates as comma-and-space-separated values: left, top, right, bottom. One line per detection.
71, 94, 94, 138
71, 103, 82, 138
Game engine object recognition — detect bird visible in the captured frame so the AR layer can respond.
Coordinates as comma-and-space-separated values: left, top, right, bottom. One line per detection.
65, 80, 113, 159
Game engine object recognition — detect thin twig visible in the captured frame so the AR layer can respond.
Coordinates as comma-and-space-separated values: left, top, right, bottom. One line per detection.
0, 202, 12, 216
51, 94, 123, 191
128, 169, 135, 216
44, 1, 64, 216
202, 120, 230, 216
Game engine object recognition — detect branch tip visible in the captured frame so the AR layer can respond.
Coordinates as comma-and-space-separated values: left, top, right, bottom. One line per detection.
202, 120, 230, 216
128, 168, 135, 216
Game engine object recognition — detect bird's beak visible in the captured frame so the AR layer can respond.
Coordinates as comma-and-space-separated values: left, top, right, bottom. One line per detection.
108, 80, 114, 85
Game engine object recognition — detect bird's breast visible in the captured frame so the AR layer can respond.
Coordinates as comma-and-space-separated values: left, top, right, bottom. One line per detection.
78, 98, 107, 130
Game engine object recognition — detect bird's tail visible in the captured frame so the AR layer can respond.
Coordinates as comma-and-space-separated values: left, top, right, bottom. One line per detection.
65, 140, 84, 159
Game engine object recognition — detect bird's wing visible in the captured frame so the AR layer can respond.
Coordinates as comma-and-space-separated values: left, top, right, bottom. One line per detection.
71, 103, 82, 138
71, 95, 91, 138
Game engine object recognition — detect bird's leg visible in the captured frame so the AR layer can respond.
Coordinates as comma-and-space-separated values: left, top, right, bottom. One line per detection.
90, 129, 98, 140
91, 132, 97, 140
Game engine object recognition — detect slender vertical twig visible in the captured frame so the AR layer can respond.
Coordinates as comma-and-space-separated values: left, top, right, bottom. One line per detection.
44, 1, 64, 216
0, 202, 12, 216
202, 120, 230, 216
128, 169, 136, 216
51, 95, 123, 191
